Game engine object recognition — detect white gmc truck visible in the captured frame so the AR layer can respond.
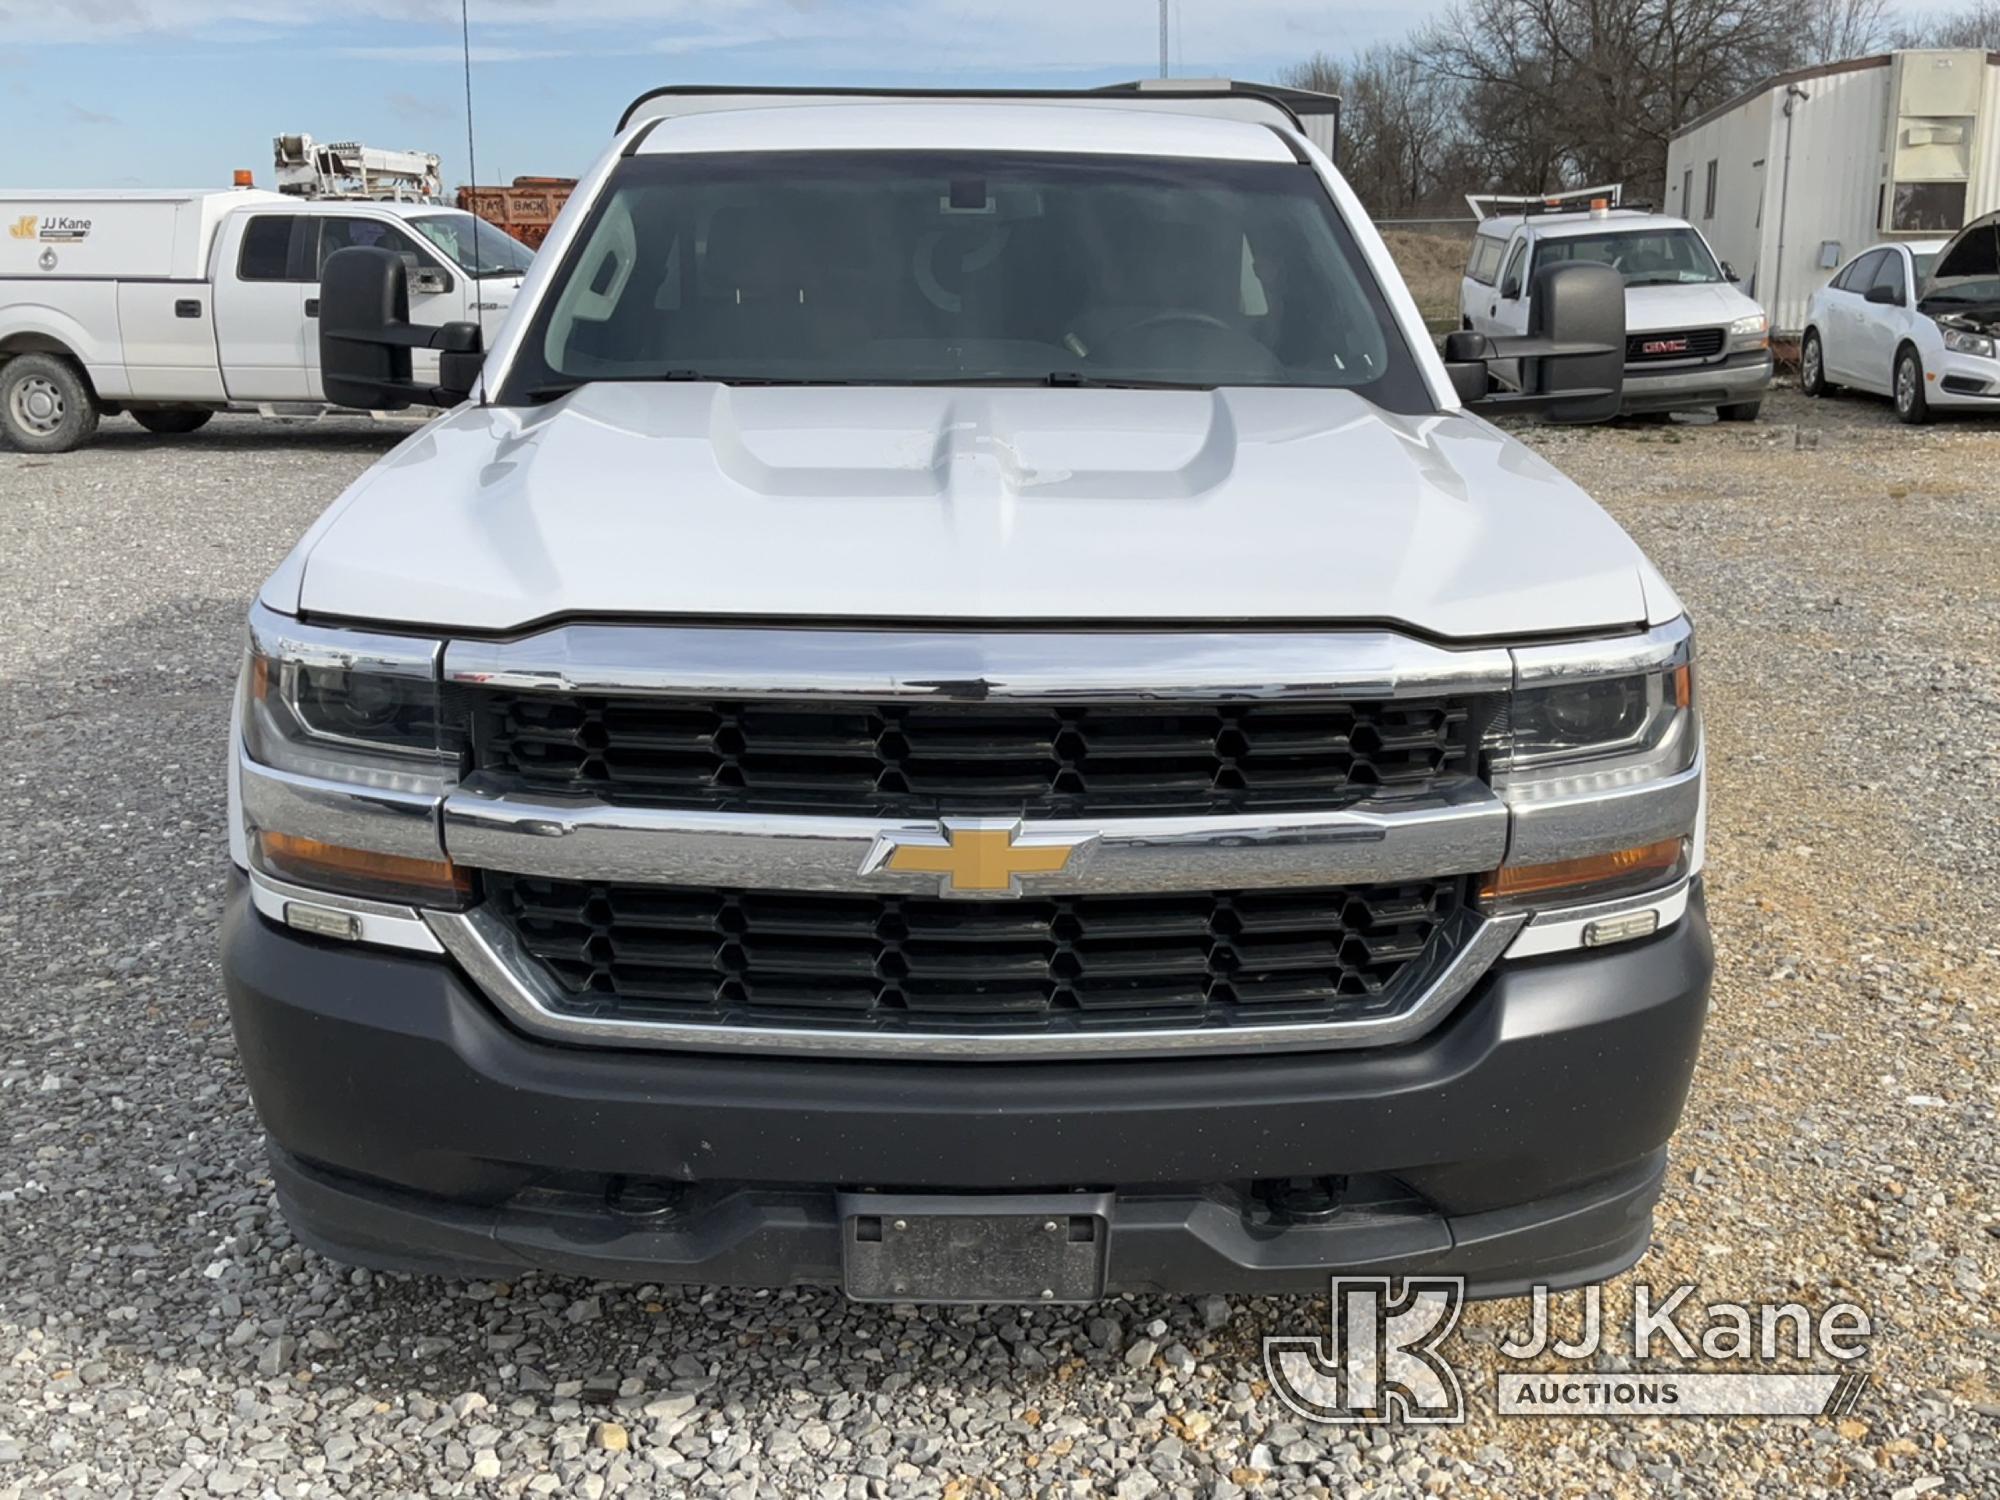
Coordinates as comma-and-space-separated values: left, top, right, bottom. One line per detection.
222, 84, 1711, 1303
0, 188, 531, 450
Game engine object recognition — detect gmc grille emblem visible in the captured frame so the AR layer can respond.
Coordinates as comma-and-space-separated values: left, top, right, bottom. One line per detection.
1642, 337, 1690, 355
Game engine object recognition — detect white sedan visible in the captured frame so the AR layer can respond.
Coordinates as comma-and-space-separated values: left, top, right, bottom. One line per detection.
1801, 214, 2000, 422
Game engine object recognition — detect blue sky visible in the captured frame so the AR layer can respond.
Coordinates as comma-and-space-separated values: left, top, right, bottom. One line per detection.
3, 1, 1425, 189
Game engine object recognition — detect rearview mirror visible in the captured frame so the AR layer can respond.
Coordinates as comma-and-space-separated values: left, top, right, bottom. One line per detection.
320, 246, 480, 410
1443, 261, 1625, 424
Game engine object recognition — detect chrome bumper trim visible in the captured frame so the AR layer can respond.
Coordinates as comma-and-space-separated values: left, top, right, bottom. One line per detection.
238, 748, 444, 860
1504, 876, 1692, 959
443, 625, 1515, 702
247, 868, 444, 955
425, 905, 1528, 1059
1502, 756, 1703, 866
440, 776, 1509, 893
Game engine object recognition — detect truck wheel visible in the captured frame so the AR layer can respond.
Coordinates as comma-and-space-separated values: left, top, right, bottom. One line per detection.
1893, 346, 1928, 425
1717, 400, 1761, 422
132, 409, 214, 436
0, 353, 100, 453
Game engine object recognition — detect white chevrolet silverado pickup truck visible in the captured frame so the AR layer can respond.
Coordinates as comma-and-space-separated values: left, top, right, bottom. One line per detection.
222, 83, 1711, 1303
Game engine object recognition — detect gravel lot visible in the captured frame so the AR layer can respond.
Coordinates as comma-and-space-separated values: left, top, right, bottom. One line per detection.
1, 389, 1996, 1499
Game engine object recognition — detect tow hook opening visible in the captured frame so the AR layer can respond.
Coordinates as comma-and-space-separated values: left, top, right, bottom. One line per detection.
606, 1176, 689, 1220
1258, 1175, 1349, 1225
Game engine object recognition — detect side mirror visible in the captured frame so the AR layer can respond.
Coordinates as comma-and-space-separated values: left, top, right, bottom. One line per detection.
1864, 282, 1900, 306
1500, 277, 1521, 301
320, 246, 480, 410
1443, 261, 1625, 424
411, 264, 453, 297
1721, 261, 1740, 282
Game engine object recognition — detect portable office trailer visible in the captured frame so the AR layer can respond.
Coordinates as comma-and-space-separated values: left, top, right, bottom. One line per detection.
1667, 49, 2000, 332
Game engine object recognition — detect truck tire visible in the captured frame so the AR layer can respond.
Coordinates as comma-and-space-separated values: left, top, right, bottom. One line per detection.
132, 409, 214, 436
0, 353, 100, 453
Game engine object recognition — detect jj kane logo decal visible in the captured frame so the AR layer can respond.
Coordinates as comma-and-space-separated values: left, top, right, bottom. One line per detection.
8, 214, 91, 243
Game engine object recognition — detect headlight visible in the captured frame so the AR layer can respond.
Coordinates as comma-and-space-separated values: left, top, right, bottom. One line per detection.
239, 606, 467, 904
1498, 663, 1696, 779
1728, 312, 1768, 349
1943, 327, 1996, 358
1482, 623, 1701, 912
241, 616, 457, 794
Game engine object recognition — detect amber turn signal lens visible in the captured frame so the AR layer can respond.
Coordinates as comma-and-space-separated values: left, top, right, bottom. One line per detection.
255, 830, 469, 905
1480, 837, 1684, 905
1669, 662, 1694, 708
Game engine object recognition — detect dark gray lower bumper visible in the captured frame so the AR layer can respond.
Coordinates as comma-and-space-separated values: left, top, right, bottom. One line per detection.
1622, 352, 1772, 412
223, 873, 1712, 1299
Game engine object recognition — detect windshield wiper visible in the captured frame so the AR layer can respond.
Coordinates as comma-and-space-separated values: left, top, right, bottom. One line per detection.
1043, 372, 1215, 390
524, 371, 1220, 403
524, 371, 899, 403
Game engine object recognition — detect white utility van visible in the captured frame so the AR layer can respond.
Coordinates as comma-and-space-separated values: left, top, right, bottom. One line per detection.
1460, 200, 1773, 419
0, 187, 534, 451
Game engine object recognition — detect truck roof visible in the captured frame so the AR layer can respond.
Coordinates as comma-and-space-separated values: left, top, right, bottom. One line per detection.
0, 187, 290, 207
1479, 209, 1695, 239
631, 100, 1298, 162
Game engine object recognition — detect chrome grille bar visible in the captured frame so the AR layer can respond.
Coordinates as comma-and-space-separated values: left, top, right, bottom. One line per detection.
441, 775, 1508, 894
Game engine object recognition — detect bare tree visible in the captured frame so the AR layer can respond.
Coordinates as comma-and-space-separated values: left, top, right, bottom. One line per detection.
1792, 0, 1895, 62
1896, 0, 2000, 46
1410, 0, 1809, 203
1282, 46, 1469, 216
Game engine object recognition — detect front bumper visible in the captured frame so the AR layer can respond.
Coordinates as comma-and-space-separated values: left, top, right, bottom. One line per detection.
223, 870, 1713, 1299
1929, 353, 2000, 406
1621, 351, 1772, 412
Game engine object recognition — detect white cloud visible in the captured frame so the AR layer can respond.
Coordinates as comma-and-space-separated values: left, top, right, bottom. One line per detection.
338, 43, 579, 63
4, 0, 1397, 70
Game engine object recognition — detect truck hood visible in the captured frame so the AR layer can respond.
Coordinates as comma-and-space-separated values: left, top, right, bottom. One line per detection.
282, 383, 1652, 639
1623, 280, 1761, 334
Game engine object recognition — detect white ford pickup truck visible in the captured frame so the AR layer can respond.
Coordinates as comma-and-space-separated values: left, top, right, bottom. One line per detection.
222, 83, 1711, 1303
0, 188, 532, 450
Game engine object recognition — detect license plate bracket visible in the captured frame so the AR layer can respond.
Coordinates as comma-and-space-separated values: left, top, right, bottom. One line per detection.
839, 1192, 1112, 1304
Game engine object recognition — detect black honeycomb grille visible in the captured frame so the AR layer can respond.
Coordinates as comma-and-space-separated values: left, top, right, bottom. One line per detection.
488, 874, 1468, 1034
466, 695, 1481, 818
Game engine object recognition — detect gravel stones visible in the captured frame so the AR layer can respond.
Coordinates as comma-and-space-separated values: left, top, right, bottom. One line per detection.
0, 398, 1994, 1497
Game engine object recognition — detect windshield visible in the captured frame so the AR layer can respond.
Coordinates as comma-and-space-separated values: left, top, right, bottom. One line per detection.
408, 212, 534, 278
501, 151, 1430, 411
1534, 228, 1723, 286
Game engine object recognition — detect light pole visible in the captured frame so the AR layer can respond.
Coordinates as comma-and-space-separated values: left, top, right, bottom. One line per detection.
1159, 0, 1169, 78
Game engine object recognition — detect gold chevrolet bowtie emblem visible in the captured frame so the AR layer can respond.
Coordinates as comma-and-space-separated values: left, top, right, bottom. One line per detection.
865, 820, 1095, 897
